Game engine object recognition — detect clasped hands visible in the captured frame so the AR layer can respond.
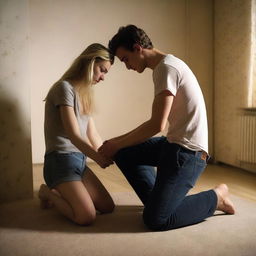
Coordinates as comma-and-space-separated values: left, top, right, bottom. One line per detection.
96, 139, 120, 169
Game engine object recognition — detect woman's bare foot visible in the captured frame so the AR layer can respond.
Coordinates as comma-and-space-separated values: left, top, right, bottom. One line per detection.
38, 184, 53, 209
214, 184, 235, 214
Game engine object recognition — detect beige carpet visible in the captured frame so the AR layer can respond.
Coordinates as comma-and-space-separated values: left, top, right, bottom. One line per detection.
0, 192, 256, 256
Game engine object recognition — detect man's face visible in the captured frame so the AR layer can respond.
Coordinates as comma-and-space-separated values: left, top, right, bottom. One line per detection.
116, 45, 146, 73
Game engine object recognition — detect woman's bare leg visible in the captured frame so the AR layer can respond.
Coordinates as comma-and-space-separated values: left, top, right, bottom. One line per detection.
82, 167, 115, 213
39, 181, 96, 225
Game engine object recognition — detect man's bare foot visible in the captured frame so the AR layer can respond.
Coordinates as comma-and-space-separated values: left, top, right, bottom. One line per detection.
38, 184, 53, 209
214, 184, 235, 214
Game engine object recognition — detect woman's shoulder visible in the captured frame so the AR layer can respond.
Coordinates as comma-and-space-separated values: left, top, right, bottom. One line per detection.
46, 80, 75, 102
51, 80, 74, 94
55, 80, 73, 90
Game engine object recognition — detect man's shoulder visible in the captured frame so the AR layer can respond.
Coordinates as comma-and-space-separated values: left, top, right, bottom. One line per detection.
154, 55, 181, 77
163, 54, 185, 66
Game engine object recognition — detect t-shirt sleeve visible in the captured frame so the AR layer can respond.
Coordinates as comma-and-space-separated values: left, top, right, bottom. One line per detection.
51, 82, 75, 107
153, 64, 180, 97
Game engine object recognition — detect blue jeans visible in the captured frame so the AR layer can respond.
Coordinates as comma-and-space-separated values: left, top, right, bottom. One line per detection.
114, 137, 217, 231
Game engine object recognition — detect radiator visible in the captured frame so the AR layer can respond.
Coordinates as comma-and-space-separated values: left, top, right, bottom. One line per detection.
239, 108, 256, 172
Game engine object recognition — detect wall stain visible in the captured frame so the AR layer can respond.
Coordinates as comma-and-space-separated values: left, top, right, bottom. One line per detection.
2, 51, 8, 57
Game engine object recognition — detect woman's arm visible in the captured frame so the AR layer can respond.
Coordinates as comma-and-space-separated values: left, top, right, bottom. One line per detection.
86, 117, 103, 151
59, 105, 113, 168
99, 90, 173, 158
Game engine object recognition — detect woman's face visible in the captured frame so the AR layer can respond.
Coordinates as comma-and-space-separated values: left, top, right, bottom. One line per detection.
92, 60, 111, 84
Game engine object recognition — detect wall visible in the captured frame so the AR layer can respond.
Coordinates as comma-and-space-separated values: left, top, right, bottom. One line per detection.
30, 0, 214, 163
185, 0, 214, 155
0, 0, 33, 203
214, 0, 253, 166
252, 0, 256, 107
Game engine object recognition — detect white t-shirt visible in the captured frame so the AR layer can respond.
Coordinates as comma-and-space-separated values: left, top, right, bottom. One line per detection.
153, 54, 208, 153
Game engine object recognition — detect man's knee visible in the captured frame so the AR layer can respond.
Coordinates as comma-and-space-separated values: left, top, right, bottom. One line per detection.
142, 210, 167, 231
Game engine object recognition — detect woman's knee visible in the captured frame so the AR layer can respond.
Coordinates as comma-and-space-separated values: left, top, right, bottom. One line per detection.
73, 209, 96, 226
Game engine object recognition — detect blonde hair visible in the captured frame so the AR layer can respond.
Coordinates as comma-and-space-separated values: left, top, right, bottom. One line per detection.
52, 43, 114, 114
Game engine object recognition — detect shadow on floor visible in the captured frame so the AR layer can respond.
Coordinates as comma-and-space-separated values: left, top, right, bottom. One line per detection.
0, 198, 147, 234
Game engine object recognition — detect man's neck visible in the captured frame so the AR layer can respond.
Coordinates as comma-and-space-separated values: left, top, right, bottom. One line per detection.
143, 48, 167, 70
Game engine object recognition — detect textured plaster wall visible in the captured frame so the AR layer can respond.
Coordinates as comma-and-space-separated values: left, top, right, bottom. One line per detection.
0, 0, 33, 203
214, 0, 253, 166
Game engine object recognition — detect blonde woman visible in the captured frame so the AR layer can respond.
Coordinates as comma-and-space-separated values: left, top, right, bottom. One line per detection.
39, 43, 115, 225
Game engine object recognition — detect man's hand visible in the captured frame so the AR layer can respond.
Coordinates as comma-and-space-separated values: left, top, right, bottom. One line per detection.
99, 139, 120, 159
93, 151, 114, 168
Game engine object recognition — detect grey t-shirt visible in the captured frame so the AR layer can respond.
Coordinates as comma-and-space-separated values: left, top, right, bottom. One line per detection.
44, 80, 89, 154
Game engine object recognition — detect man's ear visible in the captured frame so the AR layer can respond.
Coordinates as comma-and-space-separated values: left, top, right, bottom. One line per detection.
133, 43, 142, 52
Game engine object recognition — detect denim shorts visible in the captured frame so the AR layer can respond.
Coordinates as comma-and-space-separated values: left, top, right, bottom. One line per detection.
43, 151, 87, 188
